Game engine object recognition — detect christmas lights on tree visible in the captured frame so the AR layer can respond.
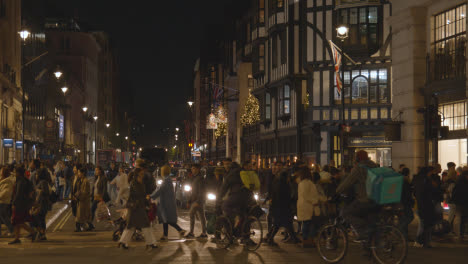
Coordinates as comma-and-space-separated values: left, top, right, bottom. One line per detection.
240, 89, 260, 127
215, 122, 227, 138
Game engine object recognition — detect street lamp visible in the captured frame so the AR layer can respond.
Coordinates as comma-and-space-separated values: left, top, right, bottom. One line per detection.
93, 116, 98, 121
336, 25, 349, 167
175, 127, 179, 132
125, 136, 128, 140
106, 123, 110, 128
116, 133, 120, 136
82, 106, 88, 113
19, 30, 30, 41
187, 100, 194, 107
61, 86, 68, 95
54, 69, 63, 80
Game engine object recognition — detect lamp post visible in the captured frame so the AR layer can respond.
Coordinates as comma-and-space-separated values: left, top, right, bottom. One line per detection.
93, 115, 98, 165
336, 25, 349, 168
19, 30, 31, 163
82, 107, 88, 163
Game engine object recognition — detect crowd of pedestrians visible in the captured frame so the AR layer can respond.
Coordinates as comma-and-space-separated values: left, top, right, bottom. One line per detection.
0, 155, 467, 253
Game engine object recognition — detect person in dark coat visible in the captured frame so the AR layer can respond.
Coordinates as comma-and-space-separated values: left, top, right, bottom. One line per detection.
265, 168, 300, 246
9, 166, 36, 244
451, 171, 468, 241
118, 168, 157, 249
185, 163, 207, 239
149, 165, 186, 241
399, 167, 414, 240
90, 166, 109, 229
217, 162, 250, 218
31, 168, 51, 241
413, 167, 437, 248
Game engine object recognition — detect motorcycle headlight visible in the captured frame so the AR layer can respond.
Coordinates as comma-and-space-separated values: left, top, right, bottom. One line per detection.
184, 185, 192, 192
254, 194, 259, 201
157, 180, 163, 185
207, 193, 216, 200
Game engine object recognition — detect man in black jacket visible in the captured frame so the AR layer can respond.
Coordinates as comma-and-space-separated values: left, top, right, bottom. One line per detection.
185, 163, 207, 239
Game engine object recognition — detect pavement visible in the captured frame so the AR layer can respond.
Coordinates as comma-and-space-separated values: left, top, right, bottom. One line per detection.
0, 201, 467, 264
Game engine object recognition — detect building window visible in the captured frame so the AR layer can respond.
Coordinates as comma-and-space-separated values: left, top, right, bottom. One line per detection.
337, 6, 381, 54
259, 0, 265, 23
280, 30, 287, 65
335, 68, 388, 105
253, 44, 265, 73
431, 4, 466, 81
279, 85, 291, 116
265, 93, 272, 120
269, 0, 285, 14
259, 44, 265, 71
352, 76, 368, 104
439, 101, 467, 131
272, 35, 278, 68
0, 0, 6, 18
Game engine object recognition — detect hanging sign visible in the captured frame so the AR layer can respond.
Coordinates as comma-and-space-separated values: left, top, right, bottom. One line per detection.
15, 141, 23, 149
206, 113, 218, 129
216, 105, 228, 124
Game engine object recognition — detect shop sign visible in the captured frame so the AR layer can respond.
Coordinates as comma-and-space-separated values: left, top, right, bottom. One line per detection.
347, 136, 392, 148
15, 141, 23, 149
3, 139, 13, 148
59, 115, 64, 141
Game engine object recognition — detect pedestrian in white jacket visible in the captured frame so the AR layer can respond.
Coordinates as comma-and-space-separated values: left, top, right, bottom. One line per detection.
296, 167, 327, 247
0, 166, 14, 236
110, 167, 129, 205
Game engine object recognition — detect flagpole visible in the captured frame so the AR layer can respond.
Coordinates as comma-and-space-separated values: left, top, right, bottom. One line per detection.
341, 45, 345, 168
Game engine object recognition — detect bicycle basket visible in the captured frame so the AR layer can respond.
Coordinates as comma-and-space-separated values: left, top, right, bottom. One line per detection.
249, 205, 265, 218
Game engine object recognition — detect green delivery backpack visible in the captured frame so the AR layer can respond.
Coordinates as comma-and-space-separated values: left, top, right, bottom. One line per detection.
363, 166, 404, 205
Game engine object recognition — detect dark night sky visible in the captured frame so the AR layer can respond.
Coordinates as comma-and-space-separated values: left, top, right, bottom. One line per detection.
30, 0, 240, 147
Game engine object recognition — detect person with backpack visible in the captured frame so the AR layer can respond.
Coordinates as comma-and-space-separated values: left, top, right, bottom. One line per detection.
451, 170, 468, 241
336, 150, 378, 242
9, 166, 37, 244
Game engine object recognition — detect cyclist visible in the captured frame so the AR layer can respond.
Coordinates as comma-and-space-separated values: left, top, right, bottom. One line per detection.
216, 162, 256, 245
336, 150, 378, 242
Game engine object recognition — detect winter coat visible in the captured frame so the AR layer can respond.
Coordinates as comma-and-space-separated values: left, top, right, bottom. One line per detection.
74, 177, 91, 223
150, 175, 177, 223
218, 163, 252, 212
189, 174, 206, 205
126, 180, 150, 229
297, 179, 327, 221
35, 180, 51, 213
413, 172, 437, 224
452, 177, 468, 207
0, 177, 14, 204
270, 170, 293, 227
337, 159, 377, 202
12, 176, 34, 213
92, 175, 108, 202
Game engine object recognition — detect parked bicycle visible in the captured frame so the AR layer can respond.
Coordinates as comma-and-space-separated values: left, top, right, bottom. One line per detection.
316, 199, 407, 264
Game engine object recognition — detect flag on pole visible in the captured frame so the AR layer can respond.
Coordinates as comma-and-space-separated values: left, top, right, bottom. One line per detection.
212, 83, 224, 107
330, 41, 342, 96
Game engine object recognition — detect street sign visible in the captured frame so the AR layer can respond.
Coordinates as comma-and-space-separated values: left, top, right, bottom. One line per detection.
192, 151, 201, 157
3, 139, 13, 148
15, 141, 23, 149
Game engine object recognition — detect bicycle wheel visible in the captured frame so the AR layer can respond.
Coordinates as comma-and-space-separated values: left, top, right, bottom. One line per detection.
371, 225, 407, 264
317, 224, 348, 263
214, 216, 232, 249
241, 216, 263, 251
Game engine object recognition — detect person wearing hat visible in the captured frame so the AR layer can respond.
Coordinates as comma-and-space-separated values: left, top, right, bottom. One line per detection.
336, 150, 377, 242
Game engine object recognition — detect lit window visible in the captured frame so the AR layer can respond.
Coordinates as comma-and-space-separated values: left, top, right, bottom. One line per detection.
439, 101, 467, 130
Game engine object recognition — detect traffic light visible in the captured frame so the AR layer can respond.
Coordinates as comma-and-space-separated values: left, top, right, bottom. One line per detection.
188, 143, 193, 148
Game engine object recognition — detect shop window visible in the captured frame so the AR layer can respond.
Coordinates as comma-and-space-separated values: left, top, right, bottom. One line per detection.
431, 4, 466, 80
439, 101, 467, 130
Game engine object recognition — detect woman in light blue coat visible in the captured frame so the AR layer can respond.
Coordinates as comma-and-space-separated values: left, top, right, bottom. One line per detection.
149, 165, 186, 241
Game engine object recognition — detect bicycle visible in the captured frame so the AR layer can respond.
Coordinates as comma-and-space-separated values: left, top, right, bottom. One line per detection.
214, 205, 264, 251
316, 201, 407, 264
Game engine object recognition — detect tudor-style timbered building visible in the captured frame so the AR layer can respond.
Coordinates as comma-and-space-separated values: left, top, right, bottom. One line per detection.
304, 0, 393, 167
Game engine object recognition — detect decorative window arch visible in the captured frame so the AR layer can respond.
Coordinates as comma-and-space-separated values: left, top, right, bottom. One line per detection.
351, 75, 369, 104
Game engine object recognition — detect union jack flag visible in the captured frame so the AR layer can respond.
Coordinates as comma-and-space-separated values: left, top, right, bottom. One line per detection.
212, 83, 224, 105
330, 41, 342, 95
